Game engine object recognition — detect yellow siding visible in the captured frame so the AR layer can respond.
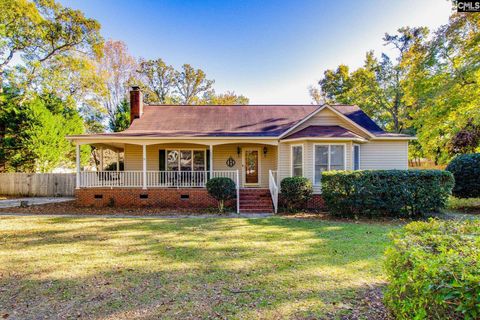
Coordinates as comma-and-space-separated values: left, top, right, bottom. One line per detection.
124, 143, 277, 188
289, 108, 370, 138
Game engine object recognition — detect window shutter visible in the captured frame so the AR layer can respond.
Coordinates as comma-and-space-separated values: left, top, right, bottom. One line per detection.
159, 150, 166, 171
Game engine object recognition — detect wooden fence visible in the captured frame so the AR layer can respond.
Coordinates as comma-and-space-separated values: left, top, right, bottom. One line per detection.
0, 173, 76, 197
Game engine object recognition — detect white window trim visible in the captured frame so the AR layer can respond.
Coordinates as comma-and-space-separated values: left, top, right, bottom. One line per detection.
290, 144, 304, 177
165, 148, 207, 171
313, 143, 347, 186
353, 144, 360, 170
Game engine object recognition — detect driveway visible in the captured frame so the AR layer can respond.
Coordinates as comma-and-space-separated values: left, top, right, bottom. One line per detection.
0, 197, 75, 209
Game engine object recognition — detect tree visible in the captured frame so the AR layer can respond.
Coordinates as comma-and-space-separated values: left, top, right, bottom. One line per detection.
313, 28, 428, 133
174, 64, 214, 104
0, 0, 104, 171
0, 0, 42, 90
0, 90, 88, 172
109, 99, 130, 132
200, 90, 249, 105
0, 0, 103, 88
137, 58, 176, 104
402, 13, 480, 164
98, 40, 137, 123
448, 120, 480, 155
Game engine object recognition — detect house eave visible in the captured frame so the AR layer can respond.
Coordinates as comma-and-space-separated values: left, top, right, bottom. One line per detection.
370, 136, 417, 140
280, 137, 368, 143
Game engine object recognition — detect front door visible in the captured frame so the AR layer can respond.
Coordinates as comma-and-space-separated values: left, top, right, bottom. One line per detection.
244, 149, 259, 185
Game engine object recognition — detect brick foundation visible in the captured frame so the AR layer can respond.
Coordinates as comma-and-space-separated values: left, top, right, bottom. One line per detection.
278, 193, 326, 211
75, 188, 232, 209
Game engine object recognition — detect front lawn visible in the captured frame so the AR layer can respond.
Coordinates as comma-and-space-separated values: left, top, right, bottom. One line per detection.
0, 216, 395, 319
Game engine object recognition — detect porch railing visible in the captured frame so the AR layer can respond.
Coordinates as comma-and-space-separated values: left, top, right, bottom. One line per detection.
269, 170, 278, 214
78, 170, 239, 189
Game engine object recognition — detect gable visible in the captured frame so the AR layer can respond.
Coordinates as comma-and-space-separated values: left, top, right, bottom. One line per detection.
286, 107, 372, 139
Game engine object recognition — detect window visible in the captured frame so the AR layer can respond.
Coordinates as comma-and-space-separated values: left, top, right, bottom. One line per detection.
166, 149, 206, 171
314, 144, 345, 185
291, 145, 303, 176
353, 145, 360, 170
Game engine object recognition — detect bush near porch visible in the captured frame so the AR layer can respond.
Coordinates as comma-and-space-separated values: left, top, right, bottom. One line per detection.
321, 170, 454, 218
280, 176, 313, 212
384, 219, 480, 319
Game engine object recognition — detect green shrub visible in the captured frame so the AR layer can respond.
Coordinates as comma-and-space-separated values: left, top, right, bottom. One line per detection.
321, 170, 454, 218
206, 177, 236, 213
280, 176, 313, 211
384, 219, 480, 319
446, 153, 480, 198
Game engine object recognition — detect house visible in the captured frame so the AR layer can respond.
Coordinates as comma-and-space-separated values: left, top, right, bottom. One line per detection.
68, 87, 414, 213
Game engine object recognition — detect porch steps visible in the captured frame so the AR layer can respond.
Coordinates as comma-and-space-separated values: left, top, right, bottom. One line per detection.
239, 189, 273, 213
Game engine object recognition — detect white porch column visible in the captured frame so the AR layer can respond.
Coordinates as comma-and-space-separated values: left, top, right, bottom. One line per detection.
209, 145, 213, 178
116, 150, 120, 171
99, 147, 104, 171
142, 144, 147, 189
75, 144, 80, 189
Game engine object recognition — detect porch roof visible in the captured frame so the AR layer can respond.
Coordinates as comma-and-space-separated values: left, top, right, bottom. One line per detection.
281, 125, 367, 142
282, 125, 363, 139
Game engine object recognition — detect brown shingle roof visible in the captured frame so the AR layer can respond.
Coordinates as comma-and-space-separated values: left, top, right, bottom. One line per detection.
124, 104, 319, 137
68, 104, 415, 139
281, 125, 364, 140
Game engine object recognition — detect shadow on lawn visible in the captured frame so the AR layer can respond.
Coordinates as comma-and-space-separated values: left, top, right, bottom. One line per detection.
0, 216, 392, 319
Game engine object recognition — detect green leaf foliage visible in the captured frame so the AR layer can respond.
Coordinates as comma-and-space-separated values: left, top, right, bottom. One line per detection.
321, 170, 454, 218
109, 99, 130, 132
0, 89, 88, 172
280, 176, 313, 212
384, 219, 480, 319
206, 177, 236, 213
446, 153, 480, 198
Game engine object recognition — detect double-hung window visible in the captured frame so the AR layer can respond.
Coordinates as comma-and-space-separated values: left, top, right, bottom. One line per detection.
166, 149, 206, 171
314, 144, 345, 185
291, 145, 303, 177
353, 144, 360, 170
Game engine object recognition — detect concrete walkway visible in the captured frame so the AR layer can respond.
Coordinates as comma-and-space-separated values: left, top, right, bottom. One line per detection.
0, 197, 74, 209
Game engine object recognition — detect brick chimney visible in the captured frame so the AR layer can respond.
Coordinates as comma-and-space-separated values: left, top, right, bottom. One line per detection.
130, 86, 143, 124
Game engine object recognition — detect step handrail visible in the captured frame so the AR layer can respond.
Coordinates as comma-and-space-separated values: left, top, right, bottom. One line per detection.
268, 170, 279, 214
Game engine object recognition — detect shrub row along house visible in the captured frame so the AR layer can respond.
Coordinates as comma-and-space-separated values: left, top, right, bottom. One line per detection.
68, 87, 414, 213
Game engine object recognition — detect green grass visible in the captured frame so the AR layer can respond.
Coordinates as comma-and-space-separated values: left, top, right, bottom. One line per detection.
447, 196, 480, 213
0, 216, 395, 319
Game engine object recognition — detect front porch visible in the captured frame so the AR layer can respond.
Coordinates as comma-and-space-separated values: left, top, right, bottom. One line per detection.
73, 140, 280, 213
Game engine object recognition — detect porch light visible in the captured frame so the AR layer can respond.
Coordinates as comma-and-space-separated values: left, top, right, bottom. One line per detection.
263, 146, 268, 157
237, 146, 241, 156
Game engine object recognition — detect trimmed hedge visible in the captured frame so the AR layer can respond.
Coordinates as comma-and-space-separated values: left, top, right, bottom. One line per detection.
384, 219, 480, 319
446, 153, 480, 198
280, 176, 313, 211
206, 177, 236, 213
321, 170, 454, 218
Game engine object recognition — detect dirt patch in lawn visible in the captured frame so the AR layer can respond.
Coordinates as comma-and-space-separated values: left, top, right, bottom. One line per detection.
0, 200, 230, 216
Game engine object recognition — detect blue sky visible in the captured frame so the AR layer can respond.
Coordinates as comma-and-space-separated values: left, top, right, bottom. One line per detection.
60, 0, 453, 104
